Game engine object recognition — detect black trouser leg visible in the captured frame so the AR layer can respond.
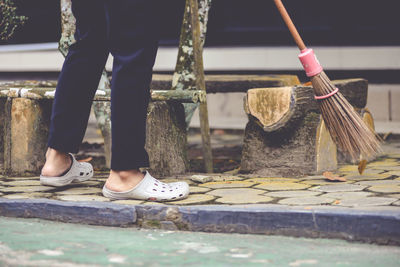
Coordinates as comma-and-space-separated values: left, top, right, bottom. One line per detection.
48, 0, 109, 153
105, 0, 160, 170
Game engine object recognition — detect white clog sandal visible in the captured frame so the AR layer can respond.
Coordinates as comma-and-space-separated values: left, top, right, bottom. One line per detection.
102, 171, 189, 201
40, 153, 93, 187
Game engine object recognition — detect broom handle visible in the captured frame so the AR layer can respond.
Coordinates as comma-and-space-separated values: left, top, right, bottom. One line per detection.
273, 0, 307, 51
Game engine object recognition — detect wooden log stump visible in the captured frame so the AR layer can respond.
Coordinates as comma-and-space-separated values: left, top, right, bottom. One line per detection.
95, 101, 189, 176
241, 86, 337, 176
3, 98, 52, 176
240, 78, 370, 176
145, 101, 188, 176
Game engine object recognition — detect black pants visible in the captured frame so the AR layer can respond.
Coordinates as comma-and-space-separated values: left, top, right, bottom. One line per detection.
48, 0, 160, 170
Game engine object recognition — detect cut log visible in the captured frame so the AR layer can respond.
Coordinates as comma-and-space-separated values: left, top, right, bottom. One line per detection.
241, 85, 338, 176
244, 86, 317, 133
3, 98, 52, 175
145, 101, 188, 176
240, 112, 327, 176
362, 108, 375, 132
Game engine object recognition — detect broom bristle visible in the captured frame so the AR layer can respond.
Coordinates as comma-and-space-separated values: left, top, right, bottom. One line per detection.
311, 71, 382, 162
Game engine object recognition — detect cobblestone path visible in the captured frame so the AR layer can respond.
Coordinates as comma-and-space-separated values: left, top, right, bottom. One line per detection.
1, 152, 400, 209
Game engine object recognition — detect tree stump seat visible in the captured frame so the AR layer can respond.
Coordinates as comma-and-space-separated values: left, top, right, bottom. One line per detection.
240, 78, 374, 177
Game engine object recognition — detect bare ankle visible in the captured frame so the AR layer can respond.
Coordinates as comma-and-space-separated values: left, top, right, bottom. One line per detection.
41, 148, 72, 177
105, 169, 145, 192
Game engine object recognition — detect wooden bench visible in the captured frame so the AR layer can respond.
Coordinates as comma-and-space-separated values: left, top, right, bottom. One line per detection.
240, 78, 375, 176
0, 72, 301, 175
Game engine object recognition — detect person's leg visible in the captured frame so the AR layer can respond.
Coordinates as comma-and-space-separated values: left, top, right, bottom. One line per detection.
103, 0, 160, 191
42, 0, 109, 177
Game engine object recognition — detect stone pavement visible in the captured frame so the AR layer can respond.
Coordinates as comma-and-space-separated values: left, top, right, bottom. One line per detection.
1, 138, 400, 244
1, 152, 400, 207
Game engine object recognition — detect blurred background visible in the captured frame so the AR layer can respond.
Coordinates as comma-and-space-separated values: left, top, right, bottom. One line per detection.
1, 0, 399, 134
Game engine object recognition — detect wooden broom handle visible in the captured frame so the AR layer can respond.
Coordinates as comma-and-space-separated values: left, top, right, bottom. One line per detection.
273, 0, 307, 51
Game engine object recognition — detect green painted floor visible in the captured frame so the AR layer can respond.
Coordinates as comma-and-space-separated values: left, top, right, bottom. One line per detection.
0, 217, 399, 266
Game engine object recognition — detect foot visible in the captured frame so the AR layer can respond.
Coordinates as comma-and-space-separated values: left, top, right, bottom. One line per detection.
41, 148, 72, 177
103, 171, 190, 201
105, 169, 145, 192
40, 148, 93, 187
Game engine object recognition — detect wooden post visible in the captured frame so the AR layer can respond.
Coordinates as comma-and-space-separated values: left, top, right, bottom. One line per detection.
171, 0, 212, 125
189, 0, 213, 173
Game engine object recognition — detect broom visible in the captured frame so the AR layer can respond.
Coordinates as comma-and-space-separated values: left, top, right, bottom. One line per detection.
273, 0, 381, 162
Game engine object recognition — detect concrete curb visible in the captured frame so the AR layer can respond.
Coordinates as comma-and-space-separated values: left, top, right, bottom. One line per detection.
1, 198, 399, 244
0, 198, 136, 226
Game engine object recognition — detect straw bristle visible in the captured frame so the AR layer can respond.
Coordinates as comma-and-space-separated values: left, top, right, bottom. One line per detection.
311, 71, 382, 162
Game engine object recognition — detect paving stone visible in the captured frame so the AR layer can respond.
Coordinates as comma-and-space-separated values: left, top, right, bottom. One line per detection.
205, 175, 245, 182
264, 190, 321, 198
1, 176, 40, 180
189, 186, 212, 193
142, 202, 167, 206
2, 192, 53, 199
367, 159, 398, 167
387, 193, 400, 199
207, 188, 265, 197
161, 179, 195, 185
1, 180, 41, 186
386, 171, 400, 177
338, 165, 359, 172
244, 178, 299, 183
237, 174, 267, 179
368, 184, 400, 193
339, 169, 384, 176
55, 187, 102, 195
254, 182, 310, 191
322, 192, 374, 199
81, 180, 102, 186
335, 197, 397, 207
215, 195, 273, 204
370, 166, 400, 171
169, 194, 215, 205
300, 179, 351, 186
1, 185, 54, 193
56, 194, 110, 202
190, 175, 213, 183
199, 181, 255, 189
343, 173, 393, 181
112, 199, 144, 205
278, 196, 335, 205
311, 184, 367, 193
300, 175, 329, 180
356, 180, 400, 186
